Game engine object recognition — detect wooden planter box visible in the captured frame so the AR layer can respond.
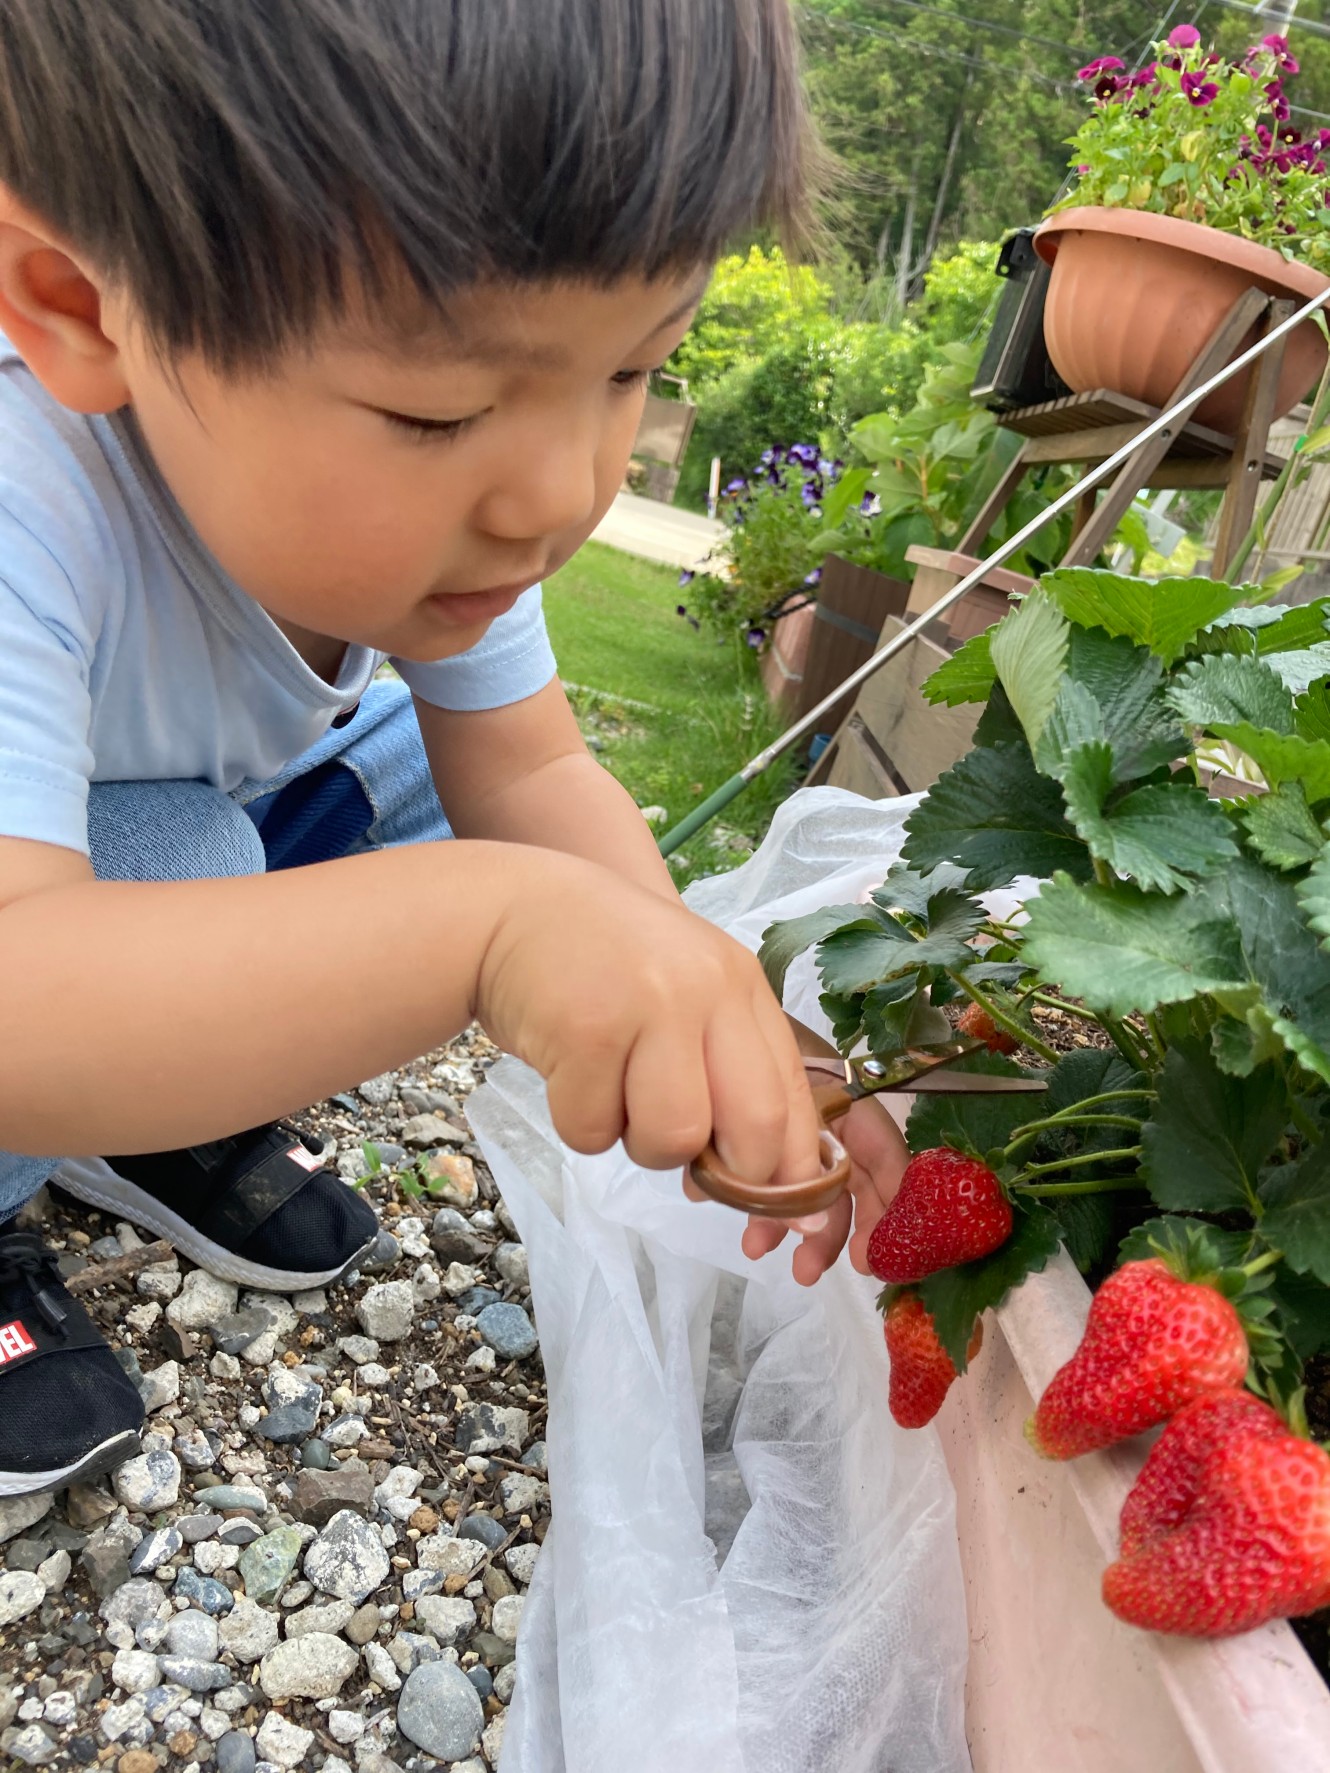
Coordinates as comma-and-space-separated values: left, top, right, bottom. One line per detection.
786, 554, 910, 733
904, 545, 1033, 644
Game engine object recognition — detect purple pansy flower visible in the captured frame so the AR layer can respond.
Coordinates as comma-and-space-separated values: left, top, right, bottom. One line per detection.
1167, 24, 1201, 49
1077, 55, 1125, 80
803, 568, 822, 588
1181, 69, 1219, 106
677, 572, 694, 589
1262, 34, 1300, 75
745, 627, 766, 650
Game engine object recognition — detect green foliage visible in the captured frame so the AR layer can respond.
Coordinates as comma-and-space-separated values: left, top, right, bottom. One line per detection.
762, 558, 1330, 1395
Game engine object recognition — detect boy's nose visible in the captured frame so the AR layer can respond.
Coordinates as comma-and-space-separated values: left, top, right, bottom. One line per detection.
476, 436, 600, 544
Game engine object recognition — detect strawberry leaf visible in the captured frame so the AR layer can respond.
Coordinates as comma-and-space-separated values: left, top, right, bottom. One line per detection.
1258, 1146, 1330, 1286
1058, 752, 1239, 894
1192, 600, 1330, 662
904, 1052, 1045, 1165
1267, 1264, 1330, 1360
989, 590, 1069, 754
921, 630, 996, 707
816, 921, 971, 996
1116, 1215, 1252, 1271
1062, 628, 1186, 782
758, 903, 871, 1000
1208, 725, 1330, 801
1294, 677, 1330, 744
1139, 1041, 1289, 1214
1241, 783, 1326, 872
917, 1204, 1063, 1371
1223, 860, 1330, 1086
868, 860, 971, 921
901, 741, 1091, 890
1167, 654, 1296, 734
1041, 569, 1244, 665
1297, 840, 1330, 950
1021, 874, 1245, 1017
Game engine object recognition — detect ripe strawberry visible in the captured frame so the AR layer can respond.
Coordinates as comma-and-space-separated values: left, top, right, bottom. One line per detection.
1104, 1402, 1330, 1636
956, 1000, 1019, 1055
884, 1290, 984, 1429
1025, 1259, 1249, 1461
1118, 1390, 1283, 1559
867, 1147, 1012, 1284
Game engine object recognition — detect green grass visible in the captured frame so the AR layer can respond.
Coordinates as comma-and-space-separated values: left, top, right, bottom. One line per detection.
544, 540, 797, 887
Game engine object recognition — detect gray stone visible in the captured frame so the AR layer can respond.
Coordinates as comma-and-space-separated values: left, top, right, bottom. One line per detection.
137, 1359, 180, 1413
337, 1335, 379, 1365
254, 1709, 314, 1769
475, 1301, 538, 1360
112, 1450, 181, 1512
427, 1209, 486, 1265
215, 1729, 256, 1773
283, 1596, 354, 1637
466, 1664, 494, 1701
494, 1661, 517, 1703
505, 1542, 540, 1586
343, 1601, 380, 1646
355, 1280, 413, 1342
457, 1513, 508, 1552
0, 1571, 44, 1627
158, 1656, 232, 1693
493, 1242, 529, 1288
491, 1593, 524, 1643
500, 1471, 549, 1516
454, 1402, 529, 1456
360, 1231, 401, 1274
2, 1723, 57, 1766
454, 1286, 502, 1317
216, 1595, 280, 1665
0, 1493, 52, 1546
4, 1538, 44, 1572
327, 1708, 364, 1744
299, 1439, 333, 1471
255, 1398, 320, 1444
395, 1659, 484, 1762
166, 1270, 239, 1331
35, 1548, 69, 1594
128, 1524, 182, 1575
289, 1466, 375, 1528
111, 1649, 161, 1696
522, 1440, 548, 1472
175, 1427, 220, 1471
357, 1073, 396, 1107
172, 1567, 234, 1615
362, 1639, 400, 1692
258, 1632, 359, 1700
416, 1533, 486, 1578
166, 1609, 219, 1661
217, 1519, 263, 1547
400, 1568, 444, 1602
193, 1485, 265, 1514
303, 1509, 390, 1603
320, 1414, 367, 1449
387, 1630, 441, 1674
179, 1513, 223, 1544
211, 1307, 275, 1357
101, 1577, 166, 1631
400, 1111, 468, 1149
412, 1594, 476, 1647
237, 1527, 302, 1606
355, 1361, 391, 1388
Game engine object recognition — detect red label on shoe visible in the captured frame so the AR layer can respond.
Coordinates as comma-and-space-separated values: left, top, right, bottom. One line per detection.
287, 1144, 323, 1174
0, 1320, 37, 1365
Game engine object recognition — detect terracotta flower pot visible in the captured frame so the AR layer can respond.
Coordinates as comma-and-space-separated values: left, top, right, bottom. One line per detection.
1033, 207, 1330, 433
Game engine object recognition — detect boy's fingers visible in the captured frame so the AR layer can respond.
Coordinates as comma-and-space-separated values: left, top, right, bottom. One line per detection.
740, 1218, 789, 1261
621, 1022, 712, 1170
700, 1001, 795, 1185
544, 1049, 626, 1155
788, 1192, 853, 1286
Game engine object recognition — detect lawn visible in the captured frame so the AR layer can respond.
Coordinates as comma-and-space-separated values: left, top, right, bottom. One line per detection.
542, 540, 798, 887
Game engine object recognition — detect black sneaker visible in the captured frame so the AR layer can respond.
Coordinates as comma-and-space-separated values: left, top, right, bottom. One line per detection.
53, 1121, 379, 1292
0, 1227, 143, 1495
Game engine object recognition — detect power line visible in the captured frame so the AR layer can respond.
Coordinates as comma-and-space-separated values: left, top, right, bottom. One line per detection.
1205, 0, 1330, 39
799, 0, 1083, 64
799, 9, 1080, 92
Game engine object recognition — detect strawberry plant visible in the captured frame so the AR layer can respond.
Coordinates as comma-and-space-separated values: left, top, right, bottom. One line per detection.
761, 566, 1330, 1641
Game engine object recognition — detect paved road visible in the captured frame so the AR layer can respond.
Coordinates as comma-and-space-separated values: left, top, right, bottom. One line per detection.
590, 490, 724, 570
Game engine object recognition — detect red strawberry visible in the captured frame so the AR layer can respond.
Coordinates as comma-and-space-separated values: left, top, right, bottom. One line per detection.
867, 1147, 1012, 1283
956, 1001, 1019, 1055
1118, 1390, 1283, 1559
1104, 1402, 1330, 1636
884, 1290, 984, 1428
1025, 1259, 1249, 1461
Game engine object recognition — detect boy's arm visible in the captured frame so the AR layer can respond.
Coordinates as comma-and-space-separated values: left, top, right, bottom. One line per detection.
413, 681, 677, 900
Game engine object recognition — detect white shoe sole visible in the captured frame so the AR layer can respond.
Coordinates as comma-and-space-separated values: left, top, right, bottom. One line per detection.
0, 1428, 143, 1498
53, 1156, 377, 1293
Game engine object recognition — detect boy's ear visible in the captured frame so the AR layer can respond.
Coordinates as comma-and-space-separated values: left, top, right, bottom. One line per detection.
0, 192, 130, 413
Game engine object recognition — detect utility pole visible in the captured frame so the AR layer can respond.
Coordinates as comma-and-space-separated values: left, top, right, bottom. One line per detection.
1255, 0, 1300, 26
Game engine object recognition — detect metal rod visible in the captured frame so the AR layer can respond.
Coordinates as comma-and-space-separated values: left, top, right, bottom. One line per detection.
657, 282, 1330, 856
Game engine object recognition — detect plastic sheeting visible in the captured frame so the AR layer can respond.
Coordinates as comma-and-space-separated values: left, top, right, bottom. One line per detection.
466, 788, 972, 1773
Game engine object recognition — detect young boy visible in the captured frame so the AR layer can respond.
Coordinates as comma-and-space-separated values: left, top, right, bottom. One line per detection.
0, 0, 905, 1496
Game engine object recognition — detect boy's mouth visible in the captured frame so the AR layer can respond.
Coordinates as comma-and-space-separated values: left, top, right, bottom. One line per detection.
425, 578, 534, 625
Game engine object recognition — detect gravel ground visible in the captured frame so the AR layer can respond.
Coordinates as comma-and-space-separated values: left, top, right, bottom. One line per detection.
0, 1028, 545, 1772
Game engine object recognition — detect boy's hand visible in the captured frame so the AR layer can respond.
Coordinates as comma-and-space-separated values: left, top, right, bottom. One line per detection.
738, 1023, 910, 1287
475, 864, 827, 1208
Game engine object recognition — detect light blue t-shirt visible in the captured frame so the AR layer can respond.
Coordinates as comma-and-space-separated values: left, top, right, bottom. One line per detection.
0, 336, 557, 856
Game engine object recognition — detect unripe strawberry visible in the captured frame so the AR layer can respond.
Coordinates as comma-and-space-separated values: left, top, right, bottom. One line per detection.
884, 1290, 984, 1428
1104, 1396, 1330, 1636
1025, 1259, 1249, 1461
956, 1000, 1019, 1055
867, 1147, 1012, 1284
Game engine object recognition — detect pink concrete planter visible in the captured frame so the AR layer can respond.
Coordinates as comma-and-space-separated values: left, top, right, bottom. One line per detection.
935, 1249, 1330, 1773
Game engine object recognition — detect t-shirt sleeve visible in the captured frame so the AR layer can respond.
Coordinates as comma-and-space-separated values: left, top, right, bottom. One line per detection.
391, 584, 557, 711
0, 518, 97, 855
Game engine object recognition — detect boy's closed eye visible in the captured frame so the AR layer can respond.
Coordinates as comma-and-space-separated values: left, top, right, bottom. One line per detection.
370, 362, 660, 443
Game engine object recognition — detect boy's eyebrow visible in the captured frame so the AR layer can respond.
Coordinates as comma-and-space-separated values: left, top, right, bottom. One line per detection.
372, 275, 710, 369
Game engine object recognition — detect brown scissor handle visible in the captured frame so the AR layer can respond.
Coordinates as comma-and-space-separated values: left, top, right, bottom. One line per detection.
686, 1065, 857, 1218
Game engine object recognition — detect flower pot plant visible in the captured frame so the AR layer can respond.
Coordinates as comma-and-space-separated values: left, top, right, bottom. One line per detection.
1036, 23, 1330, 432
760, 568, 1330, 1697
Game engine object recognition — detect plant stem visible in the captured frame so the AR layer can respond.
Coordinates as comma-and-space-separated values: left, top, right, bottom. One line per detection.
944, 968, 1059, 1063
1017, 1145, 1142, 1179
1029, 991, 1102, 1023
1229, 350, 1330, 580
1242, 1248, 1284, 1277
1007, 1112, 1144, 1148
1092, 857, 1114, 888
1015, 1177, 1147, 1198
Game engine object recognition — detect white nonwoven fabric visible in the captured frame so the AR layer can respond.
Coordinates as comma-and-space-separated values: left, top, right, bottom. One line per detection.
466, 787, 972, 1773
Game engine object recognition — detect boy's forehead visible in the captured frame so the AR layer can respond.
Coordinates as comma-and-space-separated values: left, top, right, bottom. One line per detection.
341, 270, 710, 370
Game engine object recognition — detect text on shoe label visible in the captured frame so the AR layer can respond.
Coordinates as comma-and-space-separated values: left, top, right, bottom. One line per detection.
0, 1320, 37, 1364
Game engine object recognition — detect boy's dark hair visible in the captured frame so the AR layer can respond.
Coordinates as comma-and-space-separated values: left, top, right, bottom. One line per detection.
0, 0, 813, 368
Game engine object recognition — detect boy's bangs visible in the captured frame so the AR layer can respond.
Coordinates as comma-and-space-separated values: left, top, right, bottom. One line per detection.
0, 0, 813, 367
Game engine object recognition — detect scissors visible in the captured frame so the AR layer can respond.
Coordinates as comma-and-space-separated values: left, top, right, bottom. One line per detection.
688, 1041, 1048, 1219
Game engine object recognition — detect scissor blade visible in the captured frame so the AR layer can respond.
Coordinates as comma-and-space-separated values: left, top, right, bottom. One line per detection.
903, 1071, 1047, 1093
